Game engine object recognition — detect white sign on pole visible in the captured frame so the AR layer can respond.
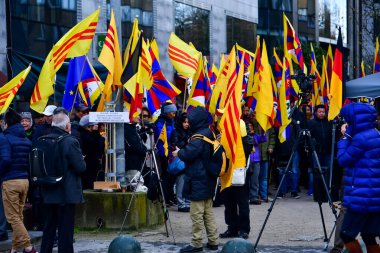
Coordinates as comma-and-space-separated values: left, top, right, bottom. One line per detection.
89, 112, 129, 123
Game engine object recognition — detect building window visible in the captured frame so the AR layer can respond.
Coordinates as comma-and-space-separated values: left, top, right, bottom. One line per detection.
174, 2, 210, 57
318, 0, 347, 44
10, 0, 77, 58
119, 0, 153, 51
226, 16, 257, 53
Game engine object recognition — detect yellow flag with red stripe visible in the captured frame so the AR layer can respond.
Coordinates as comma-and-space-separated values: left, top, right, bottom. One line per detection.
158, 123, 169, 157
30, 9, 99, 113
168, 33, 201, 80
0, 65, 31, 114
219, 52, 246, 191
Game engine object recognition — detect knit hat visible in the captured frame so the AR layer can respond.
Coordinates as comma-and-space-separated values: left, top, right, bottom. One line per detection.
162, 103, 177, 114
20, 112, 33, 121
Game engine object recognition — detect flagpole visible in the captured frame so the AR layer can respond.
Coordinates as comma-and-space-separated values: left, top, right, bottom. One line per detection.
70, 56, 88, 115
182, 78, 188, 111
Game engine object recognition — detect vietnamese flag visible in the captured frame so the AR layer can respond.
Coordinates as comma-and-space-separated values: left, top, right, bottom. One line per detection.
328, 27, 343, 121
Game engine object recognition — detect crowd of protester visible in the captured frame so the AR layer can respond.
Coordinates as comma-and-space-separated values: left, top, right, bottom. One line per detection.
0, 99, 379, 253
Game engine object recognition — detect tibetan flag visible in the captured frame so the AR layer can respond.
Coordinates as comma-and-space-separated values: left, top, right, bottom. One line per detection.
30, 9, 99, 113
146, 40, 181, 114
62, 56, 103, 111
158, 123, 169, 157
310, 44, 322, 107
168, 33, 201, 80
139, 38, 153, 90
0, 65, 31, 114
360, 60, 366, 77
187, 56, 212, 109
219, 53, 246, 191
283, 13, 305, 72
278, 57, 292, 143
236, 44, 254, 105
326, 44, 334, 83
97, 9, 122, 112
374, 37, 380, 74
123, 18, 140, 67
255, 39, 274, 132
250, 36, 261, 111
328, 27, 343, 121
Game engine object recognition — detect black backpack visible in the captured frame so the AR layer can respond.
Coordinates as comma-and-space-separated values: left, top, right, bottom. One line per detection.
29, 133, 69, 185
192, 133, 229, 178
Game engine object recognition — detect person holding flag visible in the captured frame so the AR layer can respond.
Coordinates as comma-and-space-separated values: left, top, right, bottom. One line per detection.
154, 102, 177, 206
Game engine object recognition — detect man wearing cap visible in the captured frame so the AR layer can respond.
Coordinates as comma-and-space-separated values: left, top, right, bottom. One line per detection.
71, 104, 90, 140
154, 102, 177, 205
78, 115, 104, 189
20, 112, 34, 141
33, 105, 57, 141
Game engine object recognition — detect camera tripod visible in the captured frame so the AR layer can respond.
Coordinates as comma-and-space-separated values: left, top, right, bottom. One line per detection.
119, 131, 176, 244
253, 128, 338, 252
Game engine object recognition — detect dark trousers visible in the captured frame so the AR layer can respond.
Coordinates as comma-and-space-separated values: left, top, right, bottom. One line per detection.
40, 204, 75, 253
159, 156, 176, 202
222, 184, 250, 234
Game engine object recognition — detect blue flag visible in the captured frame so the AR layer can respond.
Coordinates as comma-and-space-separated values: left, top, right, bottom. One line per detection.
62, 56, 96, 111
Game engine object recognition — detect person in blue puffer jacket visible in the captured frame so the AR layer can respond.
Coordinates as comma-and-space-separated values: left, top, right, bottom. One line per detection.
337, 102, 380, 253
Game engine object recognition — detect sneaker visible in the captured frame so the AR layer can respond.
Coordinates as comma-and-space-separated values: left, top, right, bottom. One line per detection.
276, 193, 284, 199
206, 243, 218, 251
219, 229, 239, 238
291, 192, 300, 199
249, 199, 261, 205
180, 245, 203, 253
239, 231, 249, 239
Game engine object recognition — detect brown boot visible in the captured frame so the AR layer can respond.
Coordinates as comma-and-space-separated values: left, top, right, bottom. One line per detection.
344, 240, 363, 253
366, 244, 380, 253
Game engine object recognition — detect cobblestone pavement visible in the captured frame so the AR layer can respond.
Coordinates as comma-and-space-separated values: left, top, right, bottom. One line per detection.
42, 190, 339, 253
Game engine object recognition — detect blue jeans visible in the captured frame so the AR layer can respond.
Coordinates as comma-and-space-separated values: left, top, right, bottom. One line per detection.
0, 190, 7, 238
249, 162, 261, 201
278, 151, 300, 194
176, 174, 190, 209
259, 161, 269, 199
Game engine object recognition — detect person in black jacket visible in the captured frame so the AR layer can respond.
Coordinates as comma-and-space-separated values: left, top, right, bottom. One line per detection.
78, 115, 105, 189
170, 112, 191, 212
124, 116, 148, 176
173, 106, 218, 253
307, 104, 333, 202
40, 111, 86, 253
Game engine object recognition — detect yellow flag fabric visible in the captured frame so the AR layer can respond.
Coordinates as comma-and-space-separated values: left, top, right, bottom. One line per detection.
158, 123, 169, 157
30, 9, 99, 113
219, 54, 246, 191
123, 18, 140, 68
98, 9, 122, 86
0, 65, 31, 114
255, 39, 274, 132
150, 38, 160, 63
168, 33, 201, 80
219, 53, 226, 73
209, 47, 237, 116
139, 39, 153, 90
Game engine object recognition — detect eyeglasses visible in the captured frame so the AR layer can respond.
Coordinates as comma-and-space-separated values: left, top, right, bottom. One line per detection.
142, 114, 149, 118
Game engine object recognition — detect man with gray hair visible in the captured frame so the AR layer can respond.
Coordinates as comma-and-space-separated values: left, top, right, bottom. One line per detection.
39, 111, 86, 253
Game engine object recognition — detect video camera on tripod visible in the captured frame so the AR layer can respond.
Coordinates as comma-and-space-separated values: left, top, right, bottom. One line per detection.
290, 70, 317, 106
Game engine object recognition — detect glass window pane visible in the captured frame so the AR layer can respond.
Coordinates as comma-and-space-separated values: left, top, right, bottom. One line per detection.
130, 8, 142, 22
174, 2, 210, 56
121, 5, 131, 22
11, 0, 77, 58
226, 16, 257, 53
142, 11, 153, 26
